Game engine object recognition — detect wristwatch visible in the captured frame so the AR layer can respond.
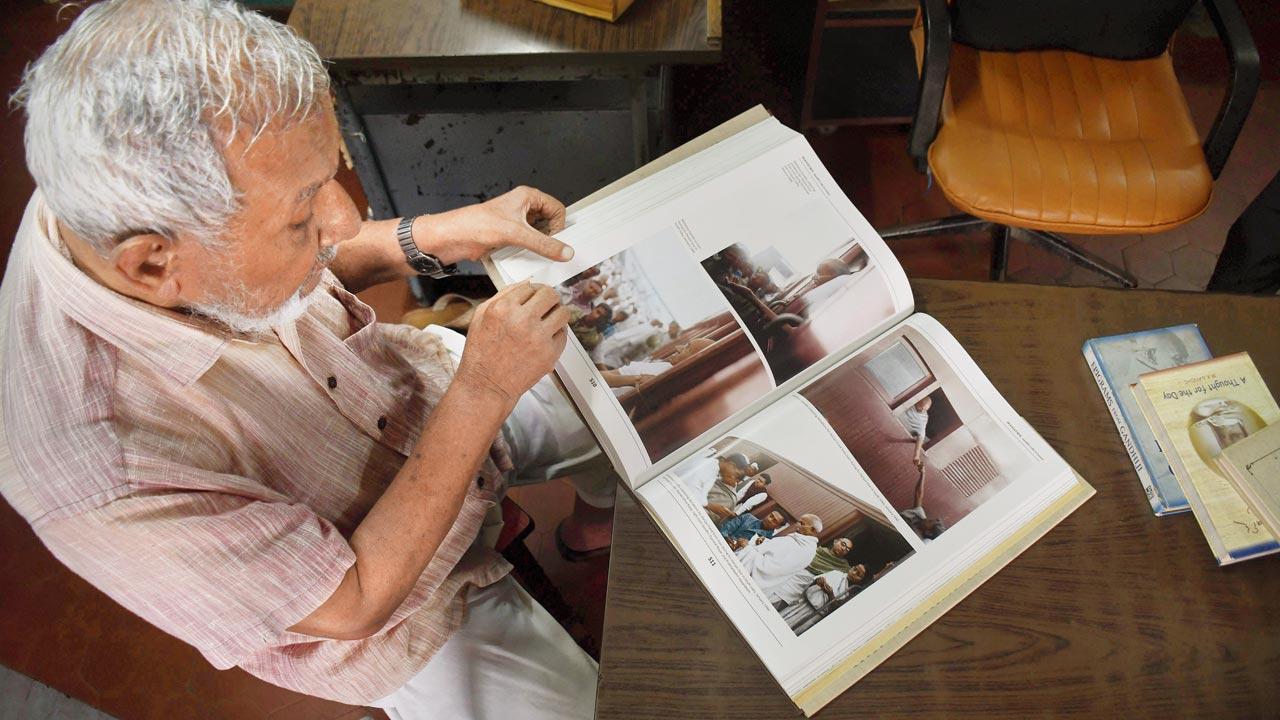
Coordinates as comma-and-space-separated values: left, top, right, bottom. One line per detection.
396, 215, 458, 279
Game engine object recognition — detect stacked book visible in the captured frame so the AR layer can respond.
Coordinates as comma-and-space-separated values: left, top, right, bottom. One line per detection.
1085, 329, 1280, 565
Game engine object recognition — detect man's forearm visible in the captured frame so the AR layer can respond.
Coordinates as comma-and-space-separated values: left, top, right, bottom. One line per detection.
289, 372, 514, 639
329, 218, 415, 293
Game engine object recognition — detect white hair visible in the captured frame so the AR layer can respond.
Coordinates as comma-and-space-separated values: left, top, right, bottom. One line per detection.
799, 513, 824, 533
13, 0, 329, 254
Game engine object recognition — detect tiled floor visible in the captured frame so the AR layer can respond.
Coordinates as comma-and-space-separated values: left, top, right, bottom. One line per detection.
1, 0, 1277, 718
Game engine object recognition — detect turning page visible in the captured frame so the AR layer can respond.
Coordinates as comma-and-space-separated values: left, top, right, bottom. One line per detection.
489, 113, 914, 485
634, 314, 1084, 712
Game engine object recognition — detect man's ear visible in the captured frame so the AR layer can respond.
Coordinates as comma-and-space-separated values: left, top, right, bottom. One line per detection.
110, 233, 182, 307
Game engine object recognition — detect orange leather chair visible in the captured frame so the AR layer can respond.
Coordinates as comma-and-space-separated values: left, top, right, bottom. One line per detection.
882, 0, 1259, 287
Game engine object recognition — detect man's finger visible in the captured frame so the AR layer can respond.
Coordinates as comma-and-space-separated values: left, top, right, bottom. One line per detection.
542, 304, 572, 328
524, 284, 561, 317
497, 279, 537, 305
518, 225, 574, 262
523, 186, 567, 234
550, 326, 568, 355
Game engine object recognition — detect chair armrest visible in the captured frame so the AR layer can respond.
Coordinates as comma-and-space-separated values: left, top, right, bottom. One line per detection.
907, 0, 952, 173
1201, 0, 1260, 178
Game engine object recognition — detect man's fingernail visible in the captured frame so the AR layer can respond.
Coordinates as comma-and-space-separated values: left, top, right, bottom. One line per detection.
559, 245, 574, 261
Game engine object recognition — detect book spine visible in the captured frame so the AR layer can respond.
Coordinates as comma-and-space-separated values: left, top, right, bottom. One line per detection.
1083, 343, 1163, 513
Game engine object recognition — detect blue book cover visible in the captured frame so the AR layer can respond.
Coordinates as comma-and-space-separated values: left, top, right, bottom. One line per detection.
1082, 325, 1211, 515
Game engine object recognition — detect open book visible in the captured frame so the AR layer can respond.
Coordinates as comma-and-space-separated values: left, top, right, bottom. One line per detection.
486, 107, 1094, 715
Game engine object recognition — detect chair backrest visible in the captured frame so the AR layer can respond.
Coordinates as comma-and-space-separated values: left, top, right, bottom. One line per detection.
950, 0, 1198, 60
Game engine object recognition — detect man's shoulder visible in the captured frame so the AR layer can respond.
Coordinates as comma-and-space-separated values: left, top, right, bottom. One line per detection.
0, 316, 131, 525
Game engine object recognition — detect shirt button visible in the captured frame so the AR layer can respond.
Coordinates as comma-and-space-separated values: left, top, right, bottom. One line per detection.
476, 476, 484, 489
377, 416, 387, 430
327, 376, 337, 389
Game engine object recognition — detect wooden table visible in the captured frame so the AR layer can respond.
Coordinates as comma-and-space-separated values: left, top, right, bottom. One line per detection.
598, 280, 1280, 718
289, 0, 720, 69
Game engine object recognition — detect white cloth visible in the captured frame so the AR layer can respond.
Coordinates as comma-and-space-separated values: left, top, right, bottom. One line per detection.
609, 360, 672, 397
593, 324, 663, 367
735, 533, 819, 601
902, 406, 929, 438
804, 569, 850, 609
616, 360, 671, 376
678, 449, 722, 502
736, 492, 767, 514
769, 568, 816, 606
732, 478, 767, 514
371, 576, 598, 720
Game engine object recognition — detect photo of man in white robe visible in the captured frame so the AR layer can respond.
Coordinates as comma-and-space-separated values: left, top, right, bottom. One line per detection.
734, 529, 820, 607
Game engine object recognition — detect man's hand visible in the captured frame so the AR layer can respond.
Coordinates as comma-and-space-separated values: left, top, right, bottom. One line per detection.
416, 186, 571, 264
728, 538, 749, 551
455, 281, 570, 407
816, 577, 834, 598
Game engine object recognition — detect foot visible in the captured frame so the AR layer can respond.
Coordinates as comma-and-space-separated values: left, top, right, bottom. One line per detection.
556, 496, 614, 560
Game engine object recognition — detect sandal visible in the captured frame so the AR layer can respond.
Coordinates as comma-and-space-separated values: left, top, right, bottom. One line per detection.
554, 520, 611, 562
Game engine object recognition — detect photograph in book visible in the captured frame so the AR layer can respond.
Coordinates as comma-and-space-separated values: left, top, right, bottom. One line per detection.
557, 228, 773, 462
668, 434, 915, 636
799, 325, 1040, 542
699, 236, 894, 385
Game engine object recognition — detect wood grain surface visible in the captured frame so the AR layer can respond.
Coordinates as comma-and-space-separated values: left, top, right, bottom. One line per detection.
598, 280, 1280, 719
288, 0, 716, 67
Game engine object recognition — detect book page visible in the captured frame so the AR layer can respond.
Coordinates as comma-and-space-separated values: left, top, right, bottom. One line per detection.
1217, 423, 1280, 536
635, 314, 1077, 697
490, 118, 913, 483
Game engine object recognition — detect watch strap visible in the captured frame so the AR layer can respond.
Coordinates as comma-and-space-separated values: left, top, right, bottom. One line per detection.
396, 215, 457, 279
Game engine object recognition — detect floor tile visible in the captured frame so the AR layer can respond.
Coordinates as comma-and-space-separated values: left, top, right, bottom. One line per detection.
1169, 245, 1219, 288
1122, 242, 1176, 287
0, 665, 116, 720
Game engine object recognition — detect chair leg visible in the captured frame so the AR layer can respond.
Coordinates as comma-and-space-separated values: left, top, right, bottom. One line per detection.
1020, 229, 1139, 288
878, 214, 992, 241
990, 225, 1010, 281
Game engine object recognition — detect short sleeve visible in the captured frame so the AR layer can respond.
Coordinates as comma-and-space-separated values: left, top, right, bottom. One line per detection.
38, 488, 356, 669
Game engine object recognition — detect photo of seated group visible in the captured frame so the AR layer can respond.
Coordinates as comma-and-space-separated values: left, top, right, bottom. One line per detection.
699, 236, 895, 384
674, 437, 915, 636
557, 230, 773, 462
800, 327, 1038, 543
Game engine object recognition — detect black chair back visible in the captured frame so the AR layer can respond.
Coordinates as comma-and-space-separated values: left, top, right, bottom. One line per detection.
950, 0, 1198, 59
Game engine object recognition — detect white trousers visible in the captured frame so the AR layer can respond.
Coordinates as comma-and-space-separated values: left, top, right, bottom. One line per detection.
370, 576, 598, 720
380, 326, 608, 719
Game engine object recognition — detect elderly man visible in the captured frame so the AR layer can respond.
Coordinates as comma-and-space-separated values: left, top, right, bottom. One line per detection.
0, 2, 614, 719
735, 524, 821, 606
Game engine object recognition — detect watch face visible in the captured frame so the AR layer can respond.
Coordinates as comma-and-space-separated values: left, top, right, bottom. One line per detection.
411, 253, 443, 275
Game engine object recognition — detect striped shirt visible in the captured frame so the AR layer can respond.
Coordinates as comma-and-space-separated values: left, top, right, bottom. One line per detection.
0, 193, 512, 704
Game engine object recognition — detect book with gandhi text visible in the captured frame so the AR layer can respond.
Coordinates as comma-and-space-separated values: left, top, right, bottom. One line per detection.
485, 107, 1093, 715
